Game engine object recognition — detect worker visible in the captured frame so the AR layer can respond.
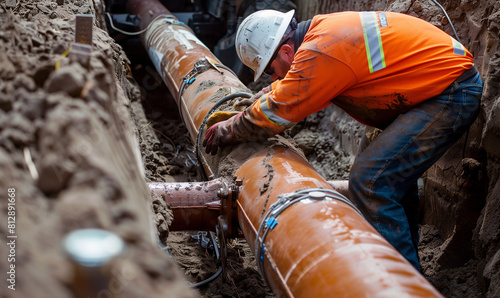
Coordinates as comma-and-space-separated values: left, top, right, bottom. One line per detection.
202, 9, 483, 271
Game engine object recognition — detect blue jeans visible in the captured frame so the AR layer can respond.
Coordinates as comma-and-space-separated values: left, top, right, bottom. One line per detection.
348, 73, 483, 271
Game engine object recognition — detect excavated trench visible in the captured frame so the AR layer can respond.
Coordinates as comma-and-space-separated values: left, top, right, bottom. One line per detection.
126, 41, 275, 297
1, 0, 500, 297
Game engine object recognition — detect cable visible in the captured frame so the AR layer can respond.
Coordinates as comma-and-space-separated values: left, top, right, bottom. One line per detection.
105, 12, 175, 36
403, 1, 460, 43
189, 265, 223, 288
189, 231, 223, 288
429, 0, 461, 42
195, 92, 252, 181
157, 231, 223, 288
177, 58, 239, 126
157, 242, 174, 260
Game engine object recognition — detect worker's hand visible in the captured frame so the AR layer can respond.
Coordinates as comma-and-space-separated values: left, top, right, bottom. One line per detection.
202, 113, 242, 155
233, 85, 271, 111
206, 111, 239, 129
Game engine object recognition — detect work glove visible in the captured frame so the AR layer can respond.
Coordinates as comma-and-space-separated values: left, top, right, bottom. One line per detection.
202, 106, 277, 155
203, 112, 243, 155
205, 111, 239, 129
233, 85, 271, 111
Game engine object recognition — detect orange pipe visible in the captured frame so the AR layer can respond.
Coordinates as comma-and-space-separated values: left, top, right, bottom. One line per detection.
126, 0, 248, 178
126, 0, 442, 296
235, 147, 441, 296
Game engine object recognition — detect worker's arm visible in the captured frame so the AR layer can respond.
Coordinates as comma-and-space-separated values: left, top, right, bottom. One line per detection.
244, 48, 358, 134
202, 110, 277, 155
202, 49, 357, 155
203, 86, 274, 155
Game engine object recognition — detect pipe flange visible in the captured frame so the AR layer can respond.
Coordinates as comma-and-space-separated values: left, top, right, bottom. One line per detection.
217, 216, 229, 280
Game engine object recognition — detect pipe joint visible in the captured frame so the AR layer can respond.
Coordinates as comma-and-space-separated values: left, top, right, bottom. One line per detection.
162, 15, 182, 25
182, 57, 237, 86
217, 179, 243, 238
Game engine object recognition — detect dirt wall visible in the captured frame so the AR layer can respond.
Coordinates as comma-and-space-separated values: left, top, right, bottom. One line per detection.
0, 0, 196, 297
294, 0, 500, 296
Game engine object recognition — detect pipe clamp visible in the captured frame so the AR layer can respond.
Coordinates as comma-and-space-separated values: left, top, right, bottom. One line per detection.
255, 188, 364, 283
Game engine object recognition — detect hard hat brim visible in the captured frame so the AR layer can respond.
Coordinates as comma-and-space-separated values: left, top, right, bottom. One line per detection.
254, 10, 295, 82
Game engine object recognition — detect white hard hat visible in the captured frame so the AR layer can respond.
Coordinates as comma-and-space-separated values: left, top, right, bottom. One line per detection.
235, 9, 295, 82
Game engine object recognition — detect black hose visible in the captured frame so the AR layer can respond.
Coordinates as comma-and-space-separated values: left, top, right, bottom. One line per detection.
157, 231, 223, 288
189, 264, 223, 288
196, 92, 253, 180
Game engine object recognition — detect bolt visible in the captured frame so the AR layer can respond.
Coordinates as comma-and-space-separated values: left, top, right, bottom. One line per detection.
218, 188, 227, 199
309, 191, 326, 200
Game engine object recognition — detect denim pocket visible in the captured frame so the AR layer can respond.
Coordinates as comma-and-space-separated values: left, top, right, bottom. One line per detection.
462, 86, 484, 97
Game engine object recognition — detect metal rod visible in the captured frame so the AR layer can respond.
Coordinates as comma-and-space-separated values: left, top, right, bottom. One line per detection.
149, 180, 222, 231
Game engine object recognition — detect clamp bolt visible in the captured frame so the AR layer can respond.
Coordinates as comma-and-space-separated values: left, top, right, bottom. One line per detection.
309, 191, 326, 200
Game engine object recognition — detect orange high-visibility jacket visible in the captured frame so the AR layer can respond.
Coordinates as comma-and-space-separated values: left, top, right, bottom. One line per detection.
246, 11, 474, 132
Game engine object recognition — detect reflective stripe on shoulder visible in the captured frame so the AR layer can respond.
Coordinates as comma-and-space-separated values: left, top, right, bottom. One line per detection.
451, 37, 466, 56
259, 95, 296, 129
360, 12, 386, 73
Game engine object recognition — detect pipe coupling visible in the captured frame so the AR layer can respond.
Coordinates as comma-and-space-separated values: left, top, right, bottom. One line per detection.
255, 188, 364, 282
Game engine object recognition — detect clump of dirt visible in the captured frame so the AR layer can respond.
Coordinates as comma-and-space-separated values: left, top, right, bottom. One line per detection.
289, 106, 362, 180
419, 225, 483, 297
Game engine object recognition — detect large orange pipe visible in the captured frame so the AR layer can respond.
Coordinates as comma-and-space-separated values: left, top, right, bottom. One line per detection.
127, 0, 248, 178
235, 146, 441, 296
126, 0, 442, 296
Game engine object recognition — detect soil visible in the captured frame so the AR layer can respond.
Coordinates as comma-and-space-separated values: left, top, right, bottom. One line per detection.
1, 0, 498, 297
0, 1, 195, 297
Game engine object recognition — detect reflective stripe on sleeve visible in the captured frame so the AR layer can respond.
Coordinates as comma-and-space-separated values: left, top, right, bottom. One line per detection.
259, 96, 296, 128
360, 12, 386, 73
451, 37, 466, 56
